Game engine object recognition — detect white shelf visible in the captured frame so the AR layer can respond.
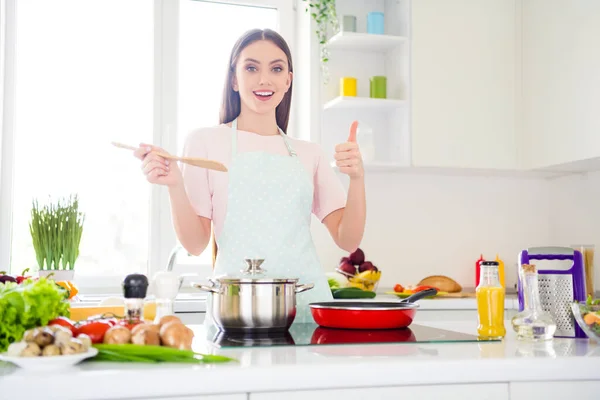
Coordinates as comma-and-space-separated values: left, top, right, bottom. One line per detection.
326, 31, 407, 52
323, 96, 407, 111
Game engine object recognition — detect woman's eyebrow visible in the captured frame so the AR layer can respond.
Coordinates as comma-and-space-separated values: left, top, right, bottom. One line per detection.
243, 58, 285, 65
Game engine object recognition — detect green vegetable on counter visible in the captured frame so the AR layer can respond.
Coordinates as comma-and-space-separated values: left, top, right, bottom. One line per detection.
0, 277, 70, 352
332, 287, 376, 299
90, 344, 237, 364
328, 278, 341, 290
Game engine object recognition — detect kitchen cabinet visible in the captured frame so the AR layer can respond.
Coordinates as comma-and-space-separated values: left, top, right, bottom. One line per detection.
157, 396, 246, 400
522, 0, 600, 169
410, 0, 518, 170
250, 383, 509, 400
510, 381, 600, 400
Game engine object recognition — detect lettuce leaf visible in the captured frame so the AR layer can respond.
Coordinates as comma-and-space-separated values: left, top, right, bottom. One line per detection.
0, 277, 70, 352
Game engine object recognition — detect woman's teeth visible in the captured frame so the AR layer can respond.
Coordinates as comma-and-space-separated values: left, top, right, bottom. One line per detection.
253, 91, 274, 102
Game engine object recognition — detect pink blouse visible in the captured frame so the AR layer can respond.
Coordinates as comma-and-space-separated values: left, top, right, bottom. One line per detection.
181, 124, 347, 239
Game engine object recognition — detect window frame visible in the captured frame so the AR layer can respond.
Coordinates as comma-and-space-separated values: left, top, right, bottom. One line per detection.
0, 0, 296, 293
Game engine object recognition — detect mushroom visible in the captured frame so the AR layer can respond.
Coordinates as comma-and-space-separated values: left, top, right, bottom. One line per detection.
54, 327, 73, 348
103, 326, 132, 344
20, 342, 42, 357
131, 324, 161, 346
159, 321, 194, 350
61, 338, 86, 355
42, 344, 61, 356
7, 341, 28, 357
23, 328, 37, 343
158, 315, 181, 328
76, 333, 92, 350
33, 327, 54, 347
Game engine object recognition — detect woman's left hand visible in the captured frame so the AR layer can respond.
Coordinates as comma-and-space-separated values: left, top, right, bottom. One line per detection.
334, 121, 364, 180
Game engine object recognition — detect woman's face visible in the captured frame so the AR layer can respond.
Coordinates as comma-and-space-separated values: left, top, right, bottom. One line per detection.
232, 40, 292, 116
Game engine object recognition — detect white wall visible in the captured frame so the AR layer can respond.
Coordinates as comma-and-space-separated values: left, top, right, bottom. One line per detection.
548, 171, 600, 291
311, 172, 553, 291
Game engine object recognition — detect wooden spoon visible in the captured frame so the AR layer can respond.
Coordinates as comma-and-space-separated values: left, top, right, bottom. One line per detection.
111, 141, 228, 172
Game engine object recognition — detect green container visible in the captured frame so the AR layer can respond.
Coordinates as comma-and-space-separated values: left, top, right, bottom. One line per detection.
370, 76, 387, 99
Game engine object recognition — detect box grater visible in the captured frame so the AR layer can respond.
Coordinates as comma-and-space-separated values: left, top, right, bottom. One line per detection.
518, 246, 587, 338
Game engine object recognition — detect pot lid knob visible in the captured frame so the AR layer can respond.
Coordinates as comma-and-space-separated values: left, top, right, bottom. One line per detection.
243, 258, 266, 276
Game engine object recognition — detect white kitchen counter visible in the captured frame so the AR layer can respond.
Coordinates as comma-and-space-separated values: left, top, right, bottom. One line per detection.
2, 317, 599, 400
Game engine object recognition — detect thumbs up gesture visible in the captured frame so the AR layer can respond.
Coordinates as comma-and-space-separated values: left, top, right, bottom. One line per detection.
334, 120, 364, 180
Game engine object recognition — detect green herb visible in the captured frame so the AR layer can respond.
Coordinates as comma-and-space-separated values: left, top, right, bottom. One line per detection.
0, 277, 70, 352
302, 0, 339, 83
90, 344, 237, 364
29, 194, 85, 271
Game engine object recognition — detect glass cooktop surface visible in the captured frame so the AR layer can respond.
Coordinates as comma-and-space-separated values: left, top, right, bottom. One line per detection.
209, 323, 494, 348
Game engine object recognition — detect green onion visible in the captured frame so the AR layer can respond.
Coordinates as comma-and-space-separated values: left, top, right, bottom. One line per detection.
29, 194, 85, 271
90, 344, 237, 364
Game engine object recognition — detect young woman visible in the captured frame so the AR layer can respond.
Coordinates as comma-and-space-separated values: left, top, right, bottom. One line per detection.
134, 28, 366, 325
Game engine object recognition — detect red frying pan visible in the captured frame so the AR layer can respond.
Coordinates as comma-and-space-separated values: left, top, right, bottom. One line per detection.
309, 288, 438, 330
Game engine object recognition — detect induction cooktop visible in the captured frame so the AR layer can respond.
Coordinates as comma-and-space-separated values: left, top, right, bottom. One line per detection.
209, 323, 492, 348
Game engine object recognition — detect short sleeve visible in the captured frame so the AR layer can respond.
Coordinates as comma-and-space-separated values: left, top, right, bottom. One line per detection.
312, 145, 347, 221
181, 130, 212, 219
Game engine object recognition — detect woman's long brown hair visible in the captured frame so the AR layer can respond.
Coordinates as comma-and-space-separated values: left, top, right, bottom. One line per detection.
212, 28, 294, 267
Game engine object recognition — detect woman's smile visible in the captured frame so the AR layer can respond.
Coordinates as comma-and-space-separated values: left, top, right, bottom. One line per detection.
253, 90, 274, 101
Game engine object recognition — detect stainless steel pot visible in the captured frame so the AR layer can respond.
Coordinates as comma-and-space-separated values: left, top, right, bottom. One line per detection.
192, 259, 314, 332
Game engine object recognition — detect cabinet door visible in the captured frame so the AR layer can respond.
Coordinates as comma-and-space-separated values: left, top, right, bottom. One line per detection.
411, 0, 517, 170
250, 383, 509, 400
511, 381, 600, 400
522, 0, 600, 169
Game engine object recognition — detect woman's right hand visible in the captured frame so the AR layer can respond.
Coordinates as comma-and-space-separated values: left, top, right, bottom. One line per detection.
133, 143, 183, 187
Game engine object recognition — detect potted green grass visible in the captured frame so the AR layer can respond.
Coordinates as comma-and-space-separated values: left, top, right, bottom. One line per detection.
29, 194, 85, 281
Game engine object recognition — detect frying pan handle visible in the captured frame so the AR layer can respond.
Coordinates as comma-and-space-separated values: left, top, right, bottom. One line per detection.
400, 288, 438, 303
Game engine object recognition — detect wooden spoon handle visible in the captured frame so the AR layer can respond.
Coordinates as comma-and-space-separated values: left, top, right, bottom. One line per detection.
111, 141, 228, 172
111, 141, 176, 160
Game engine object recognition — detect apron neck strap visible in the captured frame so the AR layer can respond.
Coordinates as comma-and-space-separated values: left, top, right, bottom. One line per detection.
230, 118, 296, 157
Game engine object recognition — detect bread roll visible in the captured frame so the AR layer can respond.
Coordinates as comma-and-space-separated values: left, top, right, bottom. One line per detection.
418, 275, 462, 293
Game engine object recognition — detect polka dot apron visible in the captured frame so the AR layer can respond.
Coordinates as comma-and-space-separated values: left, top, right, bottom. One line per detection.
203, 118, 333, 332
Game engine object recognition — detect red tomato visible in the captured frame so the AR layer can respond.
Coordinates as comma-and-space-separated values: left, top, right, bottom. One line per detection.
393, 284, 405, 293
76, 321, 112, 344
413, 285, 439, 293
48, 317, 77, 334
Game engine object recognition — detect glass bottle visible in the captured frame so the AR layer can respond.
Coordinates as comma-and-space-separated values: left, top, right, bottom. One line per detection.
152, 271, 180, 324
476, 261, 506, 340
511, 264, 556, 341
122, 273, 149, 323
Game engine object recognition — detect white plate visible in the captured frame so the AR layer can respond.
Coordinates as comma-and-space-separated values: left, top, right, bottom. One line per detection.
0, 347, 98, 371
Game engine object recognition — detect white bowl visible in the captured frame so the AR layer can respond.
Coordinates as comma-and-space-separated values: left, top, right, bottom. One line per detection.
0, 347, 98, 371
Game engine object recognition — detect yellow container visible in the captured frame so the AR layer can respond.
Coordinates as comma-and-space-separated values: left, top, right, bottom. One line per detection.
340, 77, 357, 97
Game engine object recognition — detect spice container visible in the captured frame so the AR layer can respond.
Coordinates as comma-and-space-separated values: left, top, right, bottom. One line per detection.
122, 273, 149, 323
476, 261, 506, 340
511, 264, 557, 341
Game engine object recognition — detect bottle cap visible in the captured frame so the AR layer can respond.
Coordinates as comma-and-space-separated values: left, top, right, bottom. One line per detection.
123, 274, 149, 299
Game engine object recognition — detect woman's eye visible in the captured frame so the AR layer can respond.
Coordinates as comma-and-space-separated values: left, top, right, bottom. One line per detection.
246, 65, 257, 72
272, 66, 283, 72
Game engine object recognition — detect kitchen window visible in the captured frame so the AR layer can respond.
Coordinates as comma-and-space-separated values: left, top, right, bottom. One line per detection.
0, 0, 295, 293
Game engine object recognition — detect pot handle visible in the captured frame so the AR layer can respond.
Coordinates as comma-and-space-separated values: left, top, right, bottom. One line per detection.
399, 288, 438, 303
295, 283, 315, 293
191, 282, 219, 294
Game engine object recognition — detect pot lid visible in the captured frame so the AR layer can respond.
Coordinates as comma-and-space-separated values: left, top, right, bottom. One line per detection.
214, 259, 299, 284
